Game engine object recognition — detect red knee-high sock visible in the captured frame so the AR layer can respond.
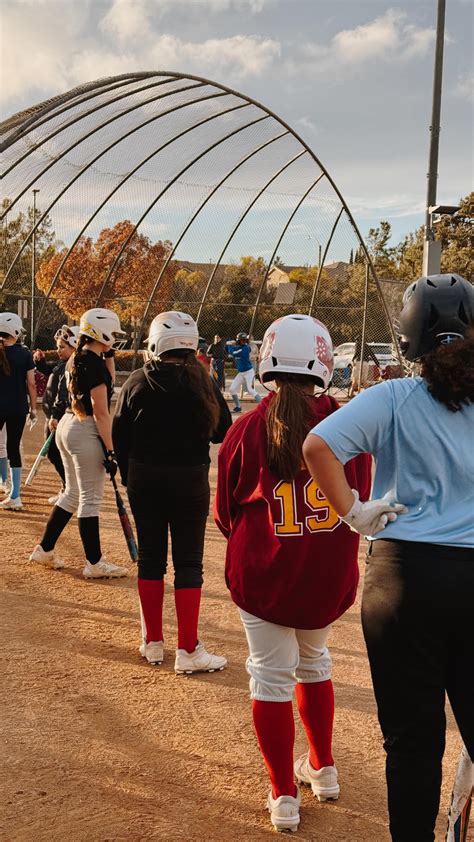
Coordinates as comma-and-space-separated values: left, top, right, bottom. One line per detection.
252, 700, 296, 799
138, 579, 164, 642
174, 588, 201, 653
295, 679, 335, 770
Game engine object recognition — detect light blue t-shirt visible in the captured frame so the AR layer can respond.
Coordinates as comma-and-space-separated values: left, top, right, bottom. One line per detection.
311, 378, 474, 547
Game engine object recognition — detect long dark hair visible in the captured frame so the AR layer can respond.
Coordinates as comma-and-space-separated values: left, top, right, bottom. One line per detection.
158, 349, 220, 438
68, 333, 93, 419
0, 333, 11, 376
265, 373, 317, 480
421, 328, 474, 412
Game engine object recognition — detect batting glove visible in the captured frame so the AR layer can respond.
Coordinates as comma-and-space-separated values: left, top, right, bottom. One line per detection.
341, 489, 408, 536
103, 450, 118, 479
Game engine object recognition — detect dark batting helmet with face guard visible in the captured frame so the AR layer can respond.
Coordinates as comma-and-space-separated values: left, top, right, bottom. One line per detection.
236, 332, 249, 343
397, 274, 474, 361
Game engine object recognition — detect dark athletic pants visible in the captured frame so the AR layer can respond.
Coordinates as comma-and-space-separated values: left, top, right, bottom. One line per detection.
0, 414, 27, 467
44, 423, 65, 486
127, 460, 210, 588
362, 539, 474, 842
212, 359, 225, 391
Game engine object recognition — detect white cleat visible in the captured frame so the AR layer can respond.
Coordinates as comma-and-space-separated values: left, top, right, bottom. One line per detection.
139, 640, 164, 665
267, 787, 301, 833
0, 480, 10, 496
174, 642, 227, 675
294, 754, 339, 801
0, 496, 23, 511
29, 544, 65, 570
83, 557, 128, 579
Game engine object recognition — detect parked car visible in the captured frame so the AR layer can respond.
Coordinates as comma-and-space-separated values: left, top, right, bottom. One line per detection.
332, 342, 400, 387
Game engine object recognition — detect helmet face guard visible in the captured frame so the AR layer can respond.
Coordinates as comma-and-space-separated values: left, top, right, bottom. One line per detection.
79, 308, 126, 349
54, 325, 78, 348
398, 274, 474, 361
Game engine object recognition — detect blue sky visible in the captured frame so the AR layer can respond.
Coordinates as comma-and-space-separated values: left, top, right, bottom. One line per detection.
2, 0, 473, 249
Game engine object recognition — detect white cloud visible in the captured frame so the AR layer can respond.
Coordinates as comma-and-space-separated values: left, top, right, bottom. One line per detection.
100, 0, 151, 44
289, 9, 436, 76
147, 34, 280, 79
453, 72, 474, 103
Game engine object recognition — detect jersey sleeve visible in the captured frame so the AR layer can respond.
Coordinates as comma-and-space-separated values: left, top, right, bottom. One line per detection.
112, 382, 132, 485
310, 382, 394, 464
214, 428, 243, 539
82, 354, 108, 391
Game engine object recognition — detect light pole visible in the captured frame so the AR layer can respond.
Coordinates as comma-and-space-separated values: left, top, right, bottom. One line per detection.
423, 0, 446, 275
31, 189, 40, 345
306, 234, 322, 269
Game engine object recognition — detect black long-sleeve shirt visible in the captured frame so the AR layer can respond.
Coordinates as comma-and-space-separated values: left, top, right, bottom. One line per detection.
113, 361, 232, 484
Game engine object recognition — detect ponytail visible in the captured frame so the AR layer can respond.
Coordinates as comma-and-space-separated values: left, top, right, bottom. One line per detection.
265, 374, 315, 480
0, 335, 11, 376
420, 328, 474, 412
68, 334, 89, 419
158, 349, 220, 438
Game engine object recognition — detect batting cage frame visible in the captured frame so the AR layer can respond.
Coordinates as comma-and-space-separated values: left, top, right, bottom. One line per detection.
1, 71, 402, 383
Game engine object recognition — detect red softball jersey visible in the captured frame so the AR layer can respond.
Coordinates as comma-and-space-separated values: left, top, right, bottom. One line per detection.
214, 393, 372, 629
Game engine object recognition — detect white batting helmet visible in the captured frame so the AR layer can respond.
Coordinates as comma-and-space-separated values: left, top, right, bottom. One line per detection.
0, 312, 24, 340
79, 308, 126, 348
54, 324, 80, 348
259, 314, 334, 388
147, 311, 199, 358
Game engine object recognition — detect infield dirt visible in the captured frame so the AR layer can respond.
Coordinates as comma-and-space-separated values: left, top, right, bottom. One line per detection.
0, 410, 469, 841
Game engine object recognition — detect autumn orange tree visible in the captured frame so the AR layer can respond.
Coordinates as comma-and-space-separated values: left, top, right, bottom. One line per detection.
35, 220, 176, 323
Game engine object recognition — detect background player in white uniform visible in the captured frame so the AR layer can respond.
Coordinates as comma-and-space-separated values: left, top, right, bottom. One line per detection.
303, 274, 474, 842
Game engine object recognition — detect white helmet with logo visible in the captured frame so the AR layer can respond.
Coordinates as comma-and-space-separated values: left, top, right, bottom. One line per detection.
147, 311, 199, 358
259, 314, 334, 389
79, 308, 126, 348
0, 312, 24, 340
54, 324, 80, 348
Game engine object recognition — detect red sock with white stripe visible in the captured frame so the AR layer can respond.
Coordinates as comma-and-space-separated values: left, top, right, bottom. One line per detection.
252, 700, 296, 798
295, 679, 335, 769
174, 588, 201, 653
138, 579, 164, 642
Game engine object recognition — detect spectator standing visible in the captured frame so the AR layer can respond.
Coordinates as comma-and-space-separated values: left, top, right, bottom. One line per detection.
207, 334, 227, 391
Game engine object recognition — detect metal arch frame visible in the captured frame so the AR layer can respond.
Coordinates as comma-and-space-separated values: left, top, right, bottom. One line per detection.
0, 74, 155, 149
0, 75, 160, 153
132, 129, 290, 352
32, 98, 252, 339
2, 70, 397, 352
307, 207, 345, 316
247, 173, 326, 338
2, 75, 181, 179
95, 114, 273, 307
195, 150, 307, 326
1, 80, 207, 228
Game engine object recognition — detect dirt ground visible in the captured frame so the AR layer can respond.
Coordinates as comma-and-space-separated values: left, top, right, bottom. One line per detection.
0, 410, 469, 842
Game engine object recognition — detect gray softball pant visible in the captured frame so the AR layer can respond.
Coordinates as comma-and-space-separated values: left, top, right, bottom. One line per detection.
55, 413, 106, 518
239, 609, 332, 702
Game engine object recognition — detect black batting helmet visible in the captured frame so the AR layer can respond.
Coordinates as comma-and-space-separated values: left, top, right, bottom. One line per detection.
397, 274, 474, 361
236, 332, 249, 342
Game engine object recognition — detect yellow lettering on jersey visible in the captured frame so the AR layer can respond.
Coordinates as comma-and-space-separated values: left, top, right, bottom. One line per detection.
273, 480, 303, 536
304, 479, 340, 532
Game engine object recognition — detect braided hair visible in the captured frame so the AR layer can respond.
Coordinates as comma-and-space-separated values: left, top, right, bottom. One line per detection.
67, 333, 92, 419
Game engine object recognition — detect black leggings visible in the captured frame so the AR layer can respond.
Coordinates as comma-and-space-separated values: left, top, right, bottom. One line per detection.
127, 460, 210, 589
44, 424, 65, 486
362, 539, 474, 842
0, 414, 27, 467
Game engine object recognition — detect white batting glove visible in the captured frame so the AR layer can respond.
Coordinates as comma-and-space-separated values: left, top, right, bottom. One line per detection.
341, 489, 408, 536
28, 409, 38, 430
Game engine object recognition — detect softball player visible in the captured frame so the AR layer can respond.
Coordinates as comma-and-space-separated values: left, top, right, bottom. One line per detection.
33, 325, 79, 502
0, 312, 36, 510
113, 311, 232, 674
303, 274, 474, 842
29, 308, 128, 579
226, 332, 261, 412
215, 314, 386, 833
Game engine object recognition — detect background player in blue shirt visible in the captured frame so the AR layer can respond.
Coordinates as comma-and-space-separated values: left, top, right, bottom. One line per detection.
226, 332, 261, 413
303, 274, 474, 842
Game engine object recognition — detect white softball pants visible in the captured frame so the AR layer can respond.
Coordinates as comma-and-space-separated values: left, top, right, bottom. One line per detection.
239, 609, 332, 703
0, 424, 6, 459
55, 413, 106, 518
229, 369, 259, 398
